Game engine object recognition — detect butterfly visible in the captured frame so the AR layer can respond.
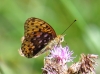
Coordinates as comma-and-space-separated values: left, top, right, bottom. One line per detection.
19, 17, 65, 58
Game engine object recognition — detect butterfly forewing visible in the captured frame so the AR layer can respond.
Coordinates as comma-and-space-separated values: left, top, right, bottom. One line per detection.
21, 17, 57, 58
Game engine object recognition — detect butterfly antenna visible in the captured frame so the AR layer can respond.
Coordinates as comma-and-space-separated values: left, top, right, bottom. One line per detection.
61, 20, 77, 35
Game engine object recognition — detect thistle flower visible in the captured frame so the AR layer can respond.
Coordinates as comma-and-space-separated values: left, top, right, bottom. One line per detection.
42, 45, 74, 74
49, 45, 74, 64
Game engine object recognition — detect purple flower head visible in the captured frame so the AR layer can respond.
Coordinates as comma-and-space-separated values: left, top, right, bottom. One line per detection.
49, 45, 74, 64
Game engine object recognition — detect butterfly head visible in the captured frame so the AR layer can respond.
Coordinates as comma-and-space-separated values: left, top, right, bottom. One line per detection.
56, 34, 65, 43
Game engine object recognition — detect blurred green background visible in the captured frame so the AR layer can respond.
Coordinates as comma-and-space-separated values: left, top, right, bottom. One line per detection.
0, 0, 100, 74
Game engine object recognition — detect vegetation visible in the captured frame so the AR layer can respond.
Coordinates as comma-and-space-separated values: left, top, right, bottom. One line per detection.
0, 0, 99, 74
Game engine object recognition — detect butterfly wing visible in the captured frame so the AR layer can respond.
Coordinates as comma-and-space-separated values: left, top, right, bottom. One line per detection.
21, 17, 56, 58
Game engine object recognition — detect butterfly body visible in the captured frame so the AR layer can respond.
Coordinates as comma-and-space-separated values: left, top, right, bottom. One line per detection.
19, 17, 64, 58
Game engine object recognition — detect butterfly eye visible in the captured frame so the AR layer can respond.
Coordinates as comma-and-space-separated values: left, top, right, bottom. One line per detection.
60, 36, 64, 42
